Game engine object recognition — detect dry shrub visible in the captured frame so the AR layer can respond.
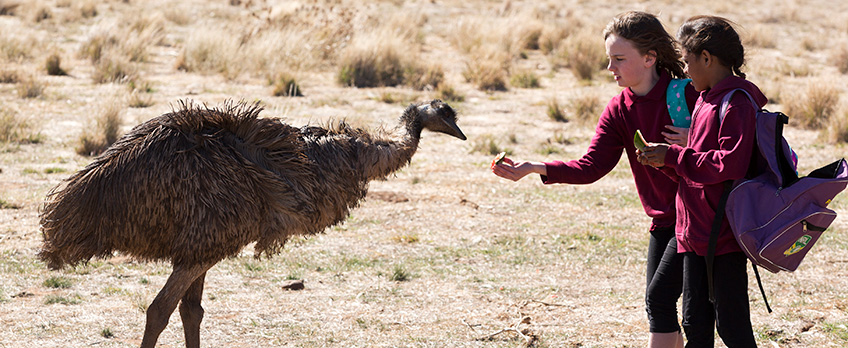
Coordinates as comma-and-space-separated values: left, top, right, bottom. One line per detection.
555, 30, 607, 81
0, 31, 34, 62
45, 52, 68, 76
405, 64, 444, 91
546, 97, 566, 122
0, 0, 20, 16
0, 108, 39, 144
832, 44, 848, 74
436, 83, 464, 103
539, 25, 573, 54
337, 28, 411, 88
744, 24, 776, 49
80, 15, 165, 65
77, 102, 123, 156
0, 69, 20, 83
92, 54, 137, 84
128, 90, 153, 108
510, 69, 541, 88
570, 92, 602, 125
175, 27, 243, 80
271, 73, 303, 97
824, 108, 848, 143
30, 2, 52, 23
16, 75, 44, 99
77, 0, 97, 18
463, 48, 510, 92
783, 80, 840, 129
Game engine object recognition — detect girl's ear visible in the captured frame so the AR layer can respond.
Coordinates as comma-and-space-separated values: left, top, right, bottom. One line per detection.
644, 50, 658, 68
701, 50, 713, 67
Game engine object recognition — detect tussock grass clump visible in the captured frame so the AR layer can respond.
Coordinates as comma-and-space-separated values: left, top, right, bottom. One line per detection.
0, 108, 40, 144
555, 30, 607, 81
0, 1, 20, 16
832, 44, 848, 74
92, 54, 137, 84
570, 93, 602, 125
175, 27, 243, 80
45, 52, 68, 76
436, 83, 465, 103
77, 102, 123, 156
270, 73, 303, 97
16, 75, 44, 99
389, 264, 411, 282
0, 69, 20, 83
744, 24, 777, 48
463, 58, 508, 91
824, 108, 848, 143
783, 81, 840, 129
405, 64, 445, 91
510, 69, 541, 88
337, 41, 406, 88
546, 98, 567, 122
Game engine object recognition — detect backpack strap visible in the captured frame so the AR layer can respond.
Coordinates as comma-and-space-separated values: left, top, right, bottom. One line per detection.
706, 181, 773, 313
709, 88, 775, 313
667, 78, 692, 127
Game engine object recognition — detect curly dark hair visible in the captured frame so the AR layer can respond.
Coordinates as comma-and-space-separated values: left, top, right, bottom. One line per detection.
677, 15, 746, 79
603, 11, 686, 79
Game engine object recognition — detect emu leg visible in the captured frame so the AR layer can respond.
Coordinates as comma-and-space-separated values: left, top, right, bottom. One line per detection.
140, 263, 211, 348
179, 272, 207, 348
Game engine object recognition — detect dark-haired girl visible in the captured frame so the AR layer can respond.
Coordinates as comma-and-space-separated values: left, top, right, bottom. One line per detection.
492, 11, 696, 347
639, 15, 763, 347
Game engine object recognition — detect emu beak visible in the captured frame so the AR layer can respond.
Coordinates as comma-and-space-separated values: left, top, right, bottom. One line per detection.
442, 118, 467, 140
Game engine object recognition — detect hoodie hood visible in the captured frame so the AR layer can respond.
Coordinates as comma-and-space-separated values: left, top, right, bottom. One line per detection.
701, 75, 768, 110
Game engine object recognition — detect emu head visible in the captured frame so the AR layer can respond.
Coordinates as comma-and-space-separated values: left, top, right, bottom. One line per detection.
406, 99, 466, 141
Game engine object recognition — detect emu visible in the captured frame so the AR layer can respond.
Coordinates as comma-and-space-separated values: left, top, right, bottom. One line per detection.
38, 99, 466, 348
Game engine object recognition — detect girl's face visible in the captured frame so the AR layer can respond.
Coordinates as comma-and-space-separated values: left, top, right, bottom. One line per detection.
605, 34, 656, 95
681, 48, 708, 91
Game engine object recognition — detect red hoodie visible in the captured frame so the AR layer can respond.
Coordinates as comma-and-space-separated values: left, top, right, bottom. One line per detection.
541, 71, 697, 229
663, 76, 767, 256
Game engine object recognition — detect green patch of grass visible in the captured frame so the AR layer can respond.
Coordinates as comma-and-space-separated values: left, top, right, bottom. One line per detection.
510, 70, 540, 88
470, 134, 507, 156
44, 167, 67, 174
243, 262, 264, 272
0, 198, 21, 209
102, 286, 125, 295
822, 322, 848, 342
100, 327, 114, 339
546, 98, 566, 122
391, 234, 419, 244
43, 276, 73, 289
436, 83, 464, 103
389, 264, 411, 282
44, 293, 82, 305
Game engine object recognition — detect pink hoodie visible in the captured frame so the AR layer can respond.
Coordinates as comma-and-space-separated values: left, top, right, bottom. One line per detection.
663, 76, 768, 256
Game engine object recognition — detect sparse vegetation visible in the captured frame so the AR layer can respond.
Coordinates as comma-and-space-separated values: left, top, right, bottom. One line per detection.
783, 81, 840, 129
77, 101, 123, 156
0, 1, 846, 347
45, 52, 67, 76
546, 97, 567, 122
43, 276, 73, 289
16, 75, 44, 99
271, 73, 303, 97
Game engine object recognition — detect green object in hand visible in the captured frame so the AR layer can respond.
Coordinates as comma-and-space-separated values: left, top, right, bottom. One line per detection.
494, 152, 506, 165
634, 130, 648, 151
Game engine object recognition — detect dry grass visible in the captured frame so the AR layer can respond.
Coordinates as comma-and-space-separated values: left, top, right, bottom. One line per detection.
16, 75, 44, 99
554, 29, 607, 81
783, 79, 841, 129
271, 72, 303, 97
45, 52, 67, 76
0, 1, 847, 348
77, 101, 124, 156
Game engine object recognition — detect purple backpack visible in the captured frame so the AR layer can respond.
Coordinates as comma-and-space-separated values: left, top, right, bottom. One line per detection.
707, 89, 848, 311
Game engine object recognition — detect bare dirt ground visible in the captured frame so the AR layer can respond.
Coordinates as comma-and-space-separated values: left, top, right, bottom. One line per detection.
1, 0, 847, 347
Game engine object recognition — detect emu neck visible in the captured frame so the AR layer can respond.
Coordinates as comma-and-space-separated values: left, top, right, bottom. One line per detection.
360, 114, 423, 181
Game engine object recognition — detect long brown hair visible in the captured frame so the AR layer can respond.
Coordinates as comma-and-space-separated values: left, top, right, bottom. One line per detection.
677, 15, 746, 79
603, 11, 686, 79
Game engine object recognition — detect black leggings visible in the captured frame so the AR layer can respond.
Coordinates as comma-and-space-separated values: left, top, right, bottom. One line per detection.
645, 226, 684, 333
681, 252, 757, 348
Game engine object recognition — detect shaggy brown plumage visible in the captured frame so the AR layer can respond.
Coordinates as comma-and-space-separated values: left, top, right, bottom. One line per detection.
38, 99, 465, 348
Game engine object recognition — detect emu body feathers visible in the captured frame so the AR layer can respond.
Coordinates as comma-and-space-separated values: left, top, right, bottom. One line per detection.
37, 99, 464, 348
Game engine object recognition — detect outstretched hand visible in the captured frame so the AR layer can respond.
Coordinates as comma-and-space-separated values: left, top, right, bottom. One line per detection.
637, 143, 669, 168
491, 157, 541, 181
662, 125, 689, 146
